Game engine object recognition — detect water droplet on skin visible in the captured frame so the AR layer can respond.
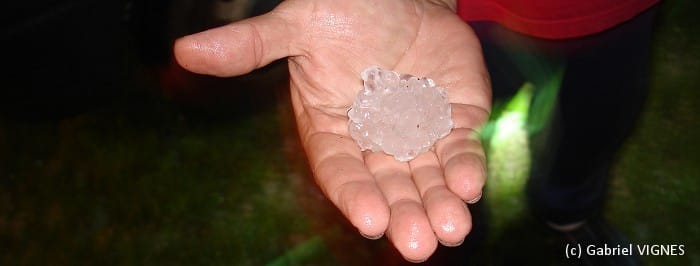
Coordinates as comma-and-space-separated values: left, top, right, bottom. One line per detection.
407, 222, 421, 250
441, 221, 456, 233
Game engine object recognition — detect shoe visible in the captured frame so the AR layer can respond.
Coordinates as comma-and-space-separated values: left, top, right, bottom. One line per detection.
546, 220, 587, 233
557, 217, 643, 266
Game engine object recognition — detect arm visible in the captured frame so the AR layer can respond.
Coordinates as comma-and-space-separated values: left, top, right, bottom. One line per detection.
174, 0, 490, 262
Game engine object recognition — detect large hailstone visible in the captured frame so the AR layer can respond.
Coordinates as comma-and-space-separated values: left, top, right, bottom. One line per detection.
348, 66, 454, 161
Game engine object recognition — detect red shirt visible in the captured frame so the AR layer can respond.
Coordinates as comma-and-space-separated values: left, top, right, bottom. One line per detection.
457, 0, 660, 39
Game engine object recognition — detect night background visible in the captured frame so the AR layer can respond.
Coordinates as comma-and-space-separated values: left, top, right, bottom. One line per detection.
1, 0, 698, 265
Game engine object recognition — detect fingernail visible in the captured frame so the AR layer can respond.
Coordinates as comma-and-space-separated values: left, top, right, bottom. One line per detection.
360, 231, 384, 240
404, 257, 428, 263
439, 238, 465, 247
466, 192, 482, 204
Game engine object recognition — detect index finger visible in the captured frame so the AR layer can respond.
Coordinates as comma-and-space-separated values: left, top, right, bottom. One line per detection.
305, 131, 390, 238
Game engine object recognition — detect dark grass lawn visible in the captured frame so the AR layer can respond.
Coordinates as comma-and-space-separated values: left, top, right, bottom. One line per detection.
1, 1, 698, 265
606, 1, 700, 264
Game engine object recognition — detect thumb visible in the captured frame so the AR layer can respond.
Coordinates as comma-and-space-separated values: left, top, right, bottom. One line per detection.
174, 9, 299, 77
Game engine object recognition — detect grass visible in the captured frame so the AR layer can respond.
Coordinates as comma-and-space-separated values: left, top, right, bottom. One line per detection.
1, 0, 698, 265
0, 97, 329, 265
606, 1, 700, 265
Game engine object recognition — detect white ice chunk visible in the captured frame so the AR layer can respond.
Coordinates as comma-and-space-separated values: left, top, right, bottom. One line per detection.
348, 66, 454, 161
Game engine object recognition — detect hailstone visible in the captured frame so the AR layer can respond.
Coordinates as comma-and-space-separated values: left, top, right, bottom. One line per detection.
347, 66, 454, 161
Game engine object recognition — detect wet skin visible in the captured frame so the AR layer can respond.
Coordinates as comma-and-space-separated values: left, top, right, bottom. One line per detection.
174, 0, 490, 262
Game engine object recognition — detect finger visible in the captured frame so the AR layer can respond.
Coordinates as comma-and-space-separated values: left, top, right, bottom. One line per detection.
173, 8, 300, 77
365, 152, 437, 263
409, 152, 471, 246
435, 104, 488, 203
450, 102, 490, 134
307, 132, 390, 238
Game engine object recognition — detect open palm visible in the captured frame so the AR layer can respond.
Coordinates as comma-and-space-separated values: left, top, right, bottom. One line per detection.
174, 0, 491, 262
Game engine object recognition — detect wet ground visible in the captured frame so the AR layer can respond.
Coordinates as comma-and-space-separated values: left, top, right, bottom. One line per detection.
1, 1, 698, 265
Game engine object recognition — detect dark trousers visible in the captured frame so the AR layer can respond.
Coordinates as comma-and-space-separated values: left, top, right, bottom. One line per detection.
470, 6, 658, 224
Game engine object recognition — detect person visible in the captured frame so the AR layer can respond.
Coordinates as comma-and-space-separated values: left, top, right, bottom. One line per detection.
173, 0, 659, 262
463, 1, 659, 265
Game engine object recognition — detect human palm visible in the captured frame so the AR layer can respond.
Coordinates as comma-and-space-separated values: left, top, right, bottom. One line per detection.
174, 0, 491, 262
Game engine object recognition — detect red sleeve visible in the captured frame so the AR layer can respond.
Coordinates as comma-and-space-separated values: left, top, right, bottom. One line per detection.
456, 0, 660, 39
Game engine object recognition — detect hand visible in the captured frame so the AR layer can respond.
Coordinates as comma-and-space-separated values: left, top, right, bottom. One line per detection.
174, 0, 491, 262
